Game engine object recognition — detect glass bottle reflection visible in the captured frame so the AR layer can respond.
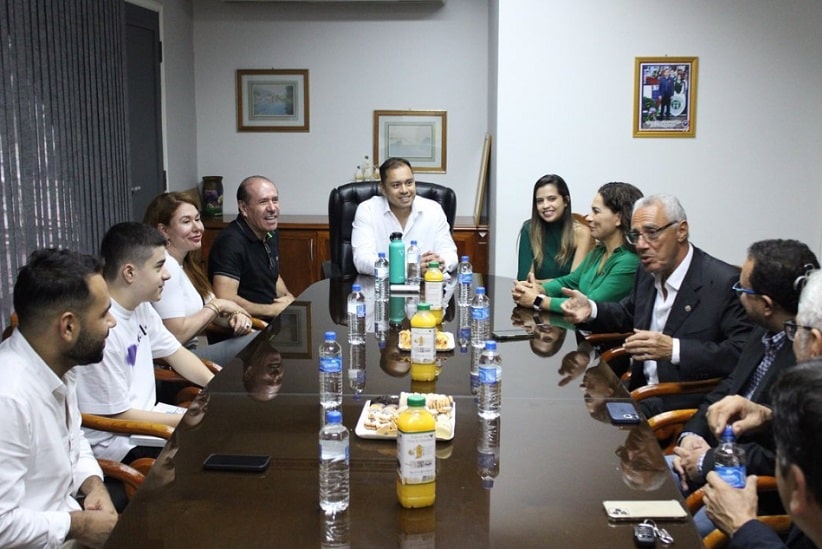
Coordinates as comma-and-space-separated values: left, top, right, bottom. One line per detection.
375, 297, 389, 349
348, 342, 366, 397
320, 510, 351, 549
397, 506, 435, 549
457, 303, 471, 352
389, 295, 406, 329
469, 343, 482, 395
476, 415, 501, 489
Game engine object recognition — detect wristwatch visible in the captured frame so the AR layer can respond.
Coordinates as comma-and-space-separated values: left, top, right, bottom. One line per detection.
532, 294, 546, 311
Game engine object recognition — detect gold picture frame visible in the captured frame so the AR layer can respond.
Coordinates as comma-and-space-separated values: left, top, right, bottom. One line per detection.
236, 69, 309, 132
373, 110, 447, 172
633, 57, 697, 138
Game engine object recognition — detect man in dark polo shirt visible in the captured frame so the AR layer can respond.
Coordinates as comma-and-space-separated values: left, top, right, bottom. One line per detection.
209, 175, 294, 319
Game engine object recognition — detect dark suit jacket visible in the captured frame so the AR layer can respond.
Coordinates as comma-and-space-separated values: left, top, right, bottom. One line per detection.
731, 520, 815, 549
586, 246, 754, 389
682, 325, 796, 475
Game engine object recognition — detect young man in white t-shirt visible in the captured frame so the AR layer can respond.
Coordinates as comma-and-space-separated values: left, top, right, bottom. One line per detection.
76, 222, 216, 463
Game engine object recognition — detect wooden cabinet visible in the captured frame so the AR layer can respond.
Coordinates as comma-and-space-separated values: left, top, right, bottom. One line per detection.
203, 215, 489, 297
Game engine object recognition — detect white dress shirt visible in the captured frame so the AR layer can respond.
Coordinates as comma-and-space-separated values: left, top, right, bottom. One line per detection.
351, 195, 458, 275
0, 330, 102, 548
642, 244, 693, 384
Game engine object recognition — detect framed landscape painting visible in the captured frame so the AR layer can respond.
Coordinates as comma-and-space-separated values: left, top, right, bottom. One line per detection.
236, 69, 309, 132
373, 110, 447, 172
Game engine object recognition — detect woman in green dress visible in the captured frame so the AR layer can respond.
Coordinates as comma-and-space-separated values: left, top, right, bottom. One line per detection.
512, 182, 643, 314
516, 174, 593, 282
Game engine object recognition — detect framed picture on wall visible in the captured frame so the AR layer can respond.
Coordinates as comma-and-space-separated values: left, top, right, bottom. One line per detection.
373, 110, 447, 172
633, 57, 697, 138
268, 301, 312, 359
236, 69, 309, 132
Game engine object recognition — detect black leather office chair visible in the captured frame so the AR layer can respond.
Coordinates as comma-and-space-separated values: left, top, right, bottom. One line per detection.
324, 181, 457, 280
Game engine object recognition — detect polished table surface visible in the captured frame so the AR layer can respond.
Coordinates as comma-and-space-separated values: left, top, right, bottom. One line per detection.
105, 276, 703, 548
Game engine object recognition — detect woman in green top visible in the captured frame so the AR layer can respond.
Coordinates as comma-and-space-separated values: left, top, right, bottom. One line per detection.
513, 182, 644, 314
517, 174, 593, 282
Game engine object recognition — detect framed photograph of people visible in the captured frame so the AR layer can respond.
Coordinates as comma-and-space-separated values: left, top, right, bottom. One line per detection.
373, 110, 447, 172
633, 57, 697, 138
236, 69, 309, 132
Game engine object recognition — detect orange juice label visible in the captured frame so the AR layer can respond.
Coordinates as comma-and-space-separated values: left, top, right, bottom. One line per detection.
397, 430, 436, 484
424, 282, 443, 311
410, 327, 436, 363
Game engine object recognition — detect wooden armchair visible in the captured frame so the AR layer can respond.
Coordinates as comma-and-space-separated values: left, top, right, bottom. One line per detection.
97, 458, 146, 501
646, 408, 698, 455
685, 476, 791, 549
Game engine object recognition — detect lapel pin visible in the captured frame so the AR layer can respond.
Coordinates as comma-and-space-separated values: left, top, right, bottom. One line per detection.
684, 305, 692, 312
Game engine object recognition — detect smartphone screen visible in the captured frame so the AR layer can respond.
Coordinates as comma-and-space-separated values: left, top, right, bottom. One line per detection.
203, 453, 271, 473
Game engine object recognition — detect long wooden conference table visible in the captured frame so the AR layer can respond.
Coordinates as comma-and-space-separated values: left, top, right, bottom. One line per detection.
104, 275, 703, 548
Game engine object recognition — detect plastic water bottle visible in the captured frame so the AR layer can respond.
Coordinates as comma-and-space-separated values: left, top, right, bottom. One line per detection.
457, 304, 471, 352
470, 287, 491, 348
319, 410, 350, 513
389, 232, 405, 284
319, 332, 343, 409
406, 240, 421, 284
478, 340, 502, 419
374, 252, 389, 303
714, 425, 746, 488
347, 284, 366, 344
348, 342, 366, 396
457, 256, 473, 306
476, 416, 501, 489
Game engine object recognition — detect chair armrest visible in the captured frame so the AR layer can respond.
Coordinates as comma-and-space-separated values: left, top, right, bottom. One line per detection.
81, 413, 174, 439
631, 378, 723, 402
97, 458, 146, 501
687, 475, 778, 514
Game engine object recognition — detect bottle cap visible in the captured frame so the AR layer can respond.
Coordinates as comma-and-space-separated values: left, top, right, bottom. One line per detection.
325, 331, 336, 341
484, 340, 497, 351
416, 303, 431, 311
721, 425, 734, 439
428, 261, 440, 269
378, 252, 386, 258
325, 410, 342, 424
390, 232, 403, 240
476, 287, 486, 295
407, 395, 426, 407
410, 240, 418, 245
352, 284, 362, 292
461, 256, 469, 262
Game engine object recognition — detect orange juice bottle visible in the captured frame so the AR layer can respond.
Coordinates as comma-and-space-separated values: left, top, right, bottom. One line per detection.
410, 303, 437, 382
424, 261, 444, 325
396, 395, 436, 508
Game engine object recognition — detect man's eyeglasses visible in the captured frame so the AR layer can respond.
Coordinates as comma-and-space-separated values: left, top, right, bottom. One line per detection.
784, 319, 818, 341
625, 220, 680, 245
732, 281, 759, 296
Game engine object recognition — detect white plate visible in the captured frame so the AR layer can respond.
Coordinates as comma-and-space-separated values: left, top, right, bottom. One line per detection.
354, 397, 455, 441
397, 331, 455, 352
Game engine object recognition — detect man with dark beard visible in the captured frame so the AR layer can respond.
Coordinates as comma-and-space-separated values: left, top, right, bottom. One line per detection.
0, 249, 118, 548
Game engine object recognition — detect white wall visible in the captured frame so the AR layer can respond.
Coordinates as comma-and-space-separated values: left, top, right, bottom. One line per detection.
191, 0, 489, 216
494, 0, 822, 276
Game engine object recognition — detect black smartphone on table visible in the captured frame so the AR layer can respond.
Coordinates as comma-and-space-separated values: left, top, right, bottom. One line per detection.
203, 453, 271, 473
605, 401, 641, 425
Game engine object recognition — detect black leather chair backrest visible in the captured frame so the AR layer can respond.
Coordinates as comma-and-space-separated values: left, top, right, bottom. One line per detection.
326, 181, 457, 279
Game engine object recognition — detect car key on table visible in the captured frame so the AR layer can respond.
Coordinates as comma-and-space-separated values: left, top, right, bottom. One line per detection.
633, 519, 674, 547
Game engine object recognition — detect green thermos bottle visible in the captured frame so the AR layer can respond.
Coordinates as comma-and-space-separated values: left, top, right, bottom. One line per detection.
389, 232, 405, 284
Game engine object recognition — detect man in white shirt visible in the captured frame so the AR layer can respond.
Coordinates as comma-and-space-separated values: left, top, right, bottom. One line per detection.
76, 222, 216, 464
351, 157, 458, 275
0, 249, 118, 548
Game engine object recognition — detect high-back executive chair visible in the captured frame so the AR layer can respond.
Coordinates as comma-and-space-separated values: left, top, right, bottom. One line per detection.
325, 181, 457, 280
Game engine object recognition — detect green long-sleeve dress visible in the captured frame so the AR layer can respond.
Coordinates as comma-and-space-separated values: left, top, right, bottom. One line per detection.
517, 220, 573, 281
542, 244, 639, 313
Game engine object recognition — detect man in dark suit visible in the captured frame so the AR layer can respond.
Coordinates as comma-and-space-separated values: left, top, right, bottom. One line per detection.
561, 194, 754, 412
671, 241, 818, 538
702, 361, 822, 549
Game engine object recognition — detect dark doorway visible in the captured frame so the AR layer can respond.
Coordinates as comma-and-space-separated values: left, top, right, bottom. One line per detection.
126, 3, 165, 221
